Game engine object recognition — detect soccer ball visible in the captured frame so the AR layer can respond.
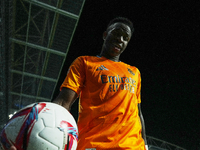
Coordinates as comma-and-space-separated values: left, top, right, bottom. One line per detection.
0, 102, 78, 150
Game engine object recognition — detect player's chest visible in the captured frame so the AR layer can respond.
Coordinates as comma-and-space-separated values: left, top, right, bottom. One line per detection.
85, 62, 139, 87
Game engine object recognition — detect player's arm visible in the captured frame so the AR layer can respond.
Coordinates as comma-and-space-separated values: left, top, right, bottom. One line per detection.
138, 103, 148, 148
53, 57, 84, 111
53, 87, 78, 111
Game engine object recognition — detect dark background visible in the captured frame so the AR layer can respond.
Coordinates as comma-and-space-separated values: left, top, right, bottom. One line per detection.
53, 1, 200, 149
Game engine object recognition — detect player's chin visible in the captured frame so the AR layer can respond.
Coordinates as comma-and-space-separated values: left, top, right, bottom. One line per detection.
114, 50, 124, 56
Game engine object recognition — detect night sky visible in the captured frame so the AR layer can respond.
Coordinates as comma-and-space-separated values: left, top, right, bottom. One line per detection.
54, 1, 199, 149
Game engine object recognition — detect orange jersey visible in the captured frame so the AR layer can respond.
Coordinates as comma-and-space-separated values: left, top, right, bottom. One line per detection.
61, 56, 146, 150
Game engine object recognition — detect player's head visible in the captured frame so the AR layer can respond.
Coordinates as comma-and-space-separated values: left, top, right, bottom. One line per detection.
106, 17, 134, 35
101, 17, 133, 58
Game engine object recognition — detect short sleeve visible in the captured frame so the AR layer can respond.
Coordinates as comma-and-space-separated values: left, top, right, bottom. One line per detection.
60, 56, 86, 95
136, 68, 141, 104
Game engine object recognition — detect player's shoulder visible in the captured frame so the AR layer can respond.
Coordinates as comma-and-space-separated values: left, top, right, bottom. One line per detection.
120, 61, 140, 73
75, 55, 100, 62
76, 55, 96, 60
72, 55, 89, 62
71, 56, 98, 66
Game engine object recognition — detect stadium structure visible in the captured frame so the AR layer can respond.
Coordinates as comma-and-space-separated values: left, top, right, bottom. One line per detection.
0, 0, 187, 150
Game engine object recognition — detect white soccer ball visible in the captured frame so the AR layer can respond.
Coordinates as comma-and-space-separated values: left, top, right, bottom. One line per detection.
0, 102, 78, 150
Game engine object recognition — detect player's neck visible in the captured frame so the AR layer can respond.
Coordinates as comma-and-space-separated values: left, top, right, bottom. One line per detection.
99, 51, 120, 62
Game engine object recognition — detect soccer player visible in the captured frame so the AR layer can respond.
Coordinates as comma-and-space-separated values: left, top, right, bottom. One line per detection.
7, 17, 148, 150
54, 17, 148, 150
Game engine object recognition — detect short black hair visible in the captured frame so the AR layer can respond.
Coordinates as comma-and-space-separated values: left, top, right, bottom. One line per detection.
107, 17, 134, 34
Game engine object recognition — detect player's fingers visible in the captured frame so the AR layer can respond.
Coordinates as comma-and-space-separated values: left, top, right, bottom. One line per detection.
9, 146, 17, 150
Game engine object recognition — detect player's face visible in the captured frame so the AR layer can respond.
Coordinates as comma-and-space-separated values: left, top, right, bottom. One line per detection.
103, 22, 132, 57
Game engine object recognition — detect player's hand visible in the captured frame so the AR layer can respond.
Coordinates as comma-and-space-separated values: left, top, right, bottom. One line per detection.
8, 146, 17, 150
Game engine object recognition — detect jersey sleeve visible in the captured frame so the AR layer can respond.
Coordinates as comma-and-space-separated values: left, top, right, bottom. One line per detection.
136, 68, 141, 104
60, 56, 86, 95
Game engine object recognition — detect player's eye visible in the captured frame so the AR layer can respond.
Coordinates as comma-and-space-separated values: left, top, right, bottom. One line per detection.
123, 36, 130, 41
111, 29, 130, 41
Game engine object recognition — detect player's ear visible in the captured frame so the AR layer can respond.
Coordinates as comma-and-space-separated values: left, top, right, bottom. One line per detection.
103, 31, 107, 40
